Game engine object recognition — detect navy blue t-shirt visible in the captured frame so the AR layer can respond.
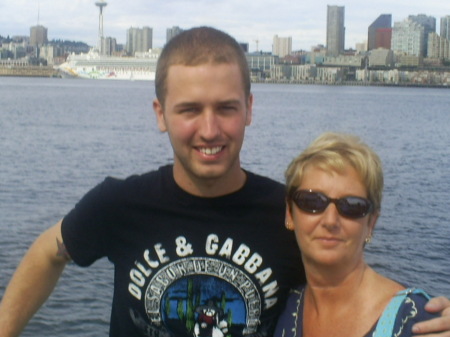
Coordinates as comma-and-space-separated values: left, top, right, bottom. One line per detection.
62, 165, 305, 336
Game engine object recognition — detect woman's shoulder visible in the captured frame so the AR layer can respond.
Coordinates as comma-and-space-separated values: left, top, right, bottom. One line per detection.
371, 288, 438, 337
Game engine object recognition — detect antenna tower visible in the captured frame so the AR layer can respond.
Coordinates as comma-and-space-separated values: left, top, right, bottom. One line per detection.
95, 0, 108, 53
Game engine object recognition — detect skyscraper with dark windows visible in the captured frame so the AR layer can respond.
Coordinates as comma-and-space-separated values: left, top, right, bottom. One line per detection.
368, 14, 392, 50
409, 14, 436, 56
326, 5, 345, 56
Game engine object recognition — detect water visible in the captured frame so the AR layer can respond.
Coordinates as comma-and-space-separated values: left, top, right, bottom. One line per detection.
1, 77, 449, 336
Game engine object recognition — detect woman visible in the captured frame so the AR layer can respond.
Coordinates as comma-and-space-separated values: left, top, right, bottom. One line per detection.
275, 132, 438, 337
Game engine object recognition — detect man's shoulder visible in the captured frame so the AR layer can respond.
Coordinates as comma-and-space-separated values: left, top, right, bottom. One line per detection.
244, 170, 285, 193
105, 165, 172, 186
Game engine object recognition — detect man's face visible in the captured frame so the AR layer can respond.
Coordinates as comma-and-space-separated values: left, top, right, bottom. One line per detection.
154, 63, 253, 195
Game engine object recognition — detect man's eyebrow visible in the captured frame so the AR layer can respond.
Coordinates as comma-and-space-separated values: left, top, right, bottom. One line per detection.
173, 102, 199, 109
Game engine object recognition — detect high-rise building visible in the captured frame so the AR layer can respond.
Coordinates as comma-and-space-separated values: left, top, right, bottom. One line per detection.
409, 14, 436, 56
326, 5, 345, 56
166, 26, 184, 44
239, 43, 249, 53
126, 27, 153, 55
272, 35, 292, 57
441, 16, 450, 40
391, 19, 425, 57
375, 28, 393, 50
428, 32, 450, 60
368, 14, 392, 50
102, 37, 117, 56
30, 25, 48, 46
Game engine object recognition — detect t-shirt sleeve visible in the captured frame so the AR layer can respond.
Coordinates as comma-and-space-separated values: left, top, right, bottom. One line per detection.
61, 177, 118, 266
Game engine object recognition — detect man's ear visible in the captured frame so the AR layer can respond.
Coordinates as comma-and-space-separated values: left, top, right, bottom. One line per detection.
245, 93, 253, 126
153, 99, 167, 132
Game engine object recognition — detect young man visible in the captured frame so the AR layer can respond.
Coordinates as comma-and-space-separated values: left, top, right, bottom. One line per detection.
0, 27, 449, 337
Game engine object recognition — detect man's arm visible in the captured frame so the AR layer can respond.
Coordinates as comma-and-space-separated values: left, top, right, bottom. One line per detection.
413, 297, 450, 337
0, 220, 70, 337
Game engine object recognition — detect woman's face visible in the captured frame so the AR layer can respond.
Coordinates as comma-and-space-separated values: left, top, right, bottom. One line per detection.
286, 164, 377, 270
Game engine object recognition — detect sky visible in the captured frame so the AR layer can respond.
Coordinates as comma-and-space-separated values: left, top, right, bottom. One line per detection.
1, 0, 447, 52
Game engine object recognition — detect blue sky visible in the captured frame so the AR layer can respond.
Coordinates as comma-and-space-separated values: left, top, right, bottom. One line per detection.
1, 0, 447, 51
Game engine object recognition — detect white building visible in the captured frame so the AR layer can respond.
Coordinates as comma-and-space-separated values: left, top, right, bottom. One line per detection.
428, 32, 450, 60
272, 35, 292, 57
126, 27, 153, 55
391, 19, 425, 57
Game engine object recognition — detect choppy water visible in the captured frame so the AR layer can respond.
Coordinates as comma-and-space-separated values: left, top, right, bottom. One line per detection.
1, 77, 449, 336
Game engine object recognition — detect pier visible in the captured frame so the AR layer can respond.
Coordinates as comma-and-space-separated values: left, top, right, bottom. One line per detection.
0, 65, 60, 78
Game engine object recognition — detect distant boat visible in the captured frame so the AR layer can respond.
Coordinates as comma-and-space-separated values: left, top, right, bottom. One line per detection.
58, 49, 159, 81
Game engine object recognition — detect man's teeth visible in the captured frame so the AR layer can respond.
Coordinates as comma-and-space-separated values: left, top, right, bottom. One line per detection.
200, 147, 222, 155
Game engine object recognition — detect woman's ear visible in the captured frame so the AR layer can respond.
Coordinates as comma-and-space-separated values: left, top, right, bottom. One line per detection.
285, 201, 294, 231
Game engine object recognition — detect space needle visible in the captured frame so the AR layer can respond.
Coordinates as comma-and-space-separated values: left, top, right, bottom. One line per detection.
95, 0, 107, 54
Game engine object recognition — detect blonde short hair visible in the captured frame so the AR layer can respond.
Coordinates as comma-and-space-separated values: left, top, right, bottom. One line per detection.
285, 132, 383, 212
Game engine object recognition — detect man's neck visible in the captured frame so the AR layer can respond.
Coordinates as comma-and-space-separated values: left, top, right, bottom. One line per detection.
172, 165, 247, 198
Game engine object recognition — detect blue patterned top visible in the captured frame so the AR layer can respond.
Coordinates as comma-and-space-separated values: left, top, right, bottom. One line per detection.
274, 285, 439, 337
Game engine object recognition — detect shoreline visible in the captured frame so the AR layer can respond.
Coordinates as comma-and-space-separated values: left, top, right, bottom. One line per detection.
1, 68, 449, 88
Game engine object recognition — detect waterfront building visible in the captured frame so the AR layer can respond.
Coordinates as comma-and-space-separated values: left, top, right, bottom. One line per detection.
395, 54, 423, 67
391, 19, 425, 57
39, 45, 62, 65
272, 35, 292, 57
0, 40, 27, 59
246, 53, 278, 79
368, 48, 394, 67
166, 26, 183, 44
290, 64, 317, 81
323, 55, 364, 67
409, 14, 436, 56
441, 16, 450, 40
317, 66, 344, 82
428, 32, 450, 60
126, 27, 152, 56
368, 14, 392, 50
326, 5, 345, 57
30, 25, 48, 46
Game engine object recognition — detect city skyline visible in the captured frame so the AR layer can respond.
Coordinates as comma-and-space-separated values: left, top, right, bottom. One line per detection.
1, 0, 448, 51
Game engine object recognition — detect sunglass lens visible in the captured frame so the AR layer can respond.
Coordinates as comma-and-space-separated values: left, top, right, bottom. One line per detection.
337, 197, 371, 218
297, 191, 328, 213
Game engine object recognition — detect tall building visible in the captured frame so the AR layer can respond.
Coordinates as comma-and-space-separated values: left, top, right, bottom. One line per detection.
368, 14, 392, 50
409, 14, 436, 56
126, 27, 153, 55
30, 25, 48, 46
102, 37, 117, 56
375, 28, 393, 49
391, 19, 425, 57
326, 5, 345, 57
166, 26, 183, 44
441, 16, 450, 40
272, 35, 292, 57
428, 32, 450, 60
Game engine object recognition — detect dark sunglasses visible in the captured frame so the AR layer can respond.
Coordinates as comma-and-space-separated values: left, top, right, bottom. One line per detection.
291, 189, 373, 219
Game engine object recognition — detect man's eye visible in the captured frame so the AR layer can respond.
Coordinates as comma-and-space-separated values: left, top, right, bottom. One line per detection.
180, 107, 197, 113
220, 105, 237, 112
